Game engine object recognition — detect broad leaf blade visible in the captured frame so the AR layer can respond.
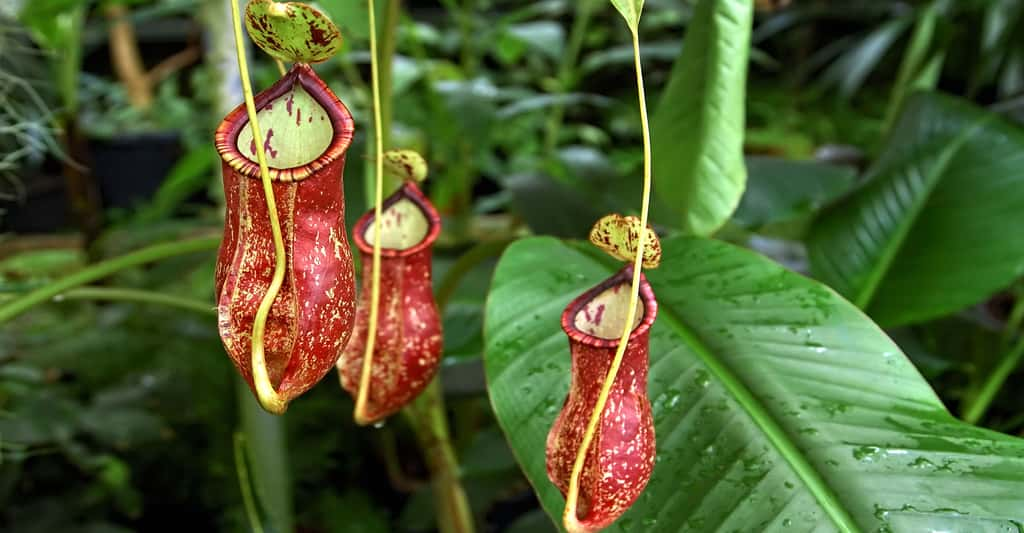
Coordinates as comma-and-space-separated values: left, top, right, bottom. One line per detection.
484, 236, 1024, 532
734, 156, 858, 231
807, 92, 1024, 326
651, 0, 753, 236
609, 0, 644, 30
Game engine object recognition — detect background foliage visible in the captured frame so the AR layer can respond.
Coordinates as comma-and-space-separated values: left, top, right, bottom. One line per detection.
3, 0, 1024, 531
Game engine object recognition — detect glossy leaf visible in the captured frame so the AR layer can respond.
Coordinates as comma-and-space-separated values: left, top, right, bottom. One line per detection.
484, 236, 1024, 532
651, 0, 753, 236
609, 0, 644, 31
807, 92, 1024, 327
734, 157, 858, 231
245, 0, 342, 64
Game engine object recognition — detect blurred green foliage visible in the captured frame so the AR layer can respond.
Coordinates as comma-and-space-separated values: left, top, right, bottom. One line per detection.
3, 0, 1024, 531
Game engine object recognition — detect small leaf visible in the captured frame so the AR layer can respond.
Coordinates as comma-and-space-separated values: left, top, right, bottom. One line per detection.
610, 0, 644, 30
589, 214, 661, 268
382, 149, 429, 183
245, 0, 343, 64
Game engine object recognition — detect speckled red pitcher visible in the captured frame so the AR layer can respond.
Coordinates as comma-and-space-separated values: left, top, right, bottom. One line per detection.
547, 266, 658, 532
337, 181, 443, 424
214, 64, 356, 408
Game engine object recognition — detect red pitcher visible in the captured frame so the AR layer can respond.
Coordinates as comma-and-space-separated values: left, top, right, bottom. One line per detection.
547, 266, 658, 532
338, 181, 443, 424
214, 64, 356, 411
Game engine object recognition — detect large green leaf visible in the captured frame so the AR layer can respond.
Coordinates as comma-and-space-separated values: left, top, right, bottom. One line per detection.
651, 0, 753, 236
734, 156, 858, 232
484, 236, 1024, 532
807, 92, 1024, 327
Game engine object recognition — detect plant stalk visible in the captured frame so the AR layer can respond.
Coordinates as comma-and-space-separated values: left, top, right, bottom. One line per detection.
236, 380, 294, 532
363, 0, 401, 206
55, 287, 216, 316
962, 295, 1024, 425
404, 381, 475, 533
105, 3, 154, 110
354, 0, 388, 426
0, 236, 219, 324
233, 432, 267, 533
962, 336, 1024, 425
544, 0, 599, 154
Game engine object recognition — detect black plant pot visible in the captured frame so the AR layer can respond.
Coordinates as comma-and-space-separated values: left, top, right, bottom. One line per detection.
90, 131, 183, 210
0, 172, 73, 233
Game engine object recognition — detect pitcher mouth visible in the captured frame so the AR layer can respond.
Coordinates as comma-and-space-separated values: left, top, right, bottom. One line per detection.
352, 181, 441, 258
214, 63, 354, 183
561, 266, 658, 348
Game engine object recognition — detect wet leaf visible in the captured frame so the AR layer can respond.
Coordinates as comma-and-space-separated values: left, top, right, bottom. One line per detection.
485, 236, 1024, 532
807, 92, 1024, 326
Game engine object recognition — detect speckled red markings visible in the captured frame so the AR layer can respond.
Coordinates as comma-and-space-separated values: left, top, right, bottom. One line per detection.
214, 64, 356, 406
338, 182, 443, 423
547, 267, 658, 532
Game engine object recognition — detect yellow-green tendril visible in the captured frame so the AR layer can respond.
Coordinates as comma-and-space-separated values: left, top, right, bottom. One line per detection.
354, 0, 386, 426
231, 0, 288, 415
563, 27, 653, 533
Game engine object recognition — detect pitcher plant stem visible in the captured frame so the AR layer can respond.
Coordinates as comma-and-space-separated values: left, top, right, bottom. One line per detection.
230, 0, 288, 415
55, 287, 216, 317
234, 432, 267, 533
0, 236, 219, 325
563, 27, 654, 533
354, 0, 387, 426
962, 295, 1024, 425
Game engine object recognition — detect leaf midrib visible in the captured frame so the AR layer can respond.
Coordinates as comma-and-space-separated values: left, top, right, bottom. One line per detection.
852, 117, 989, 309
654, 304, 863, 533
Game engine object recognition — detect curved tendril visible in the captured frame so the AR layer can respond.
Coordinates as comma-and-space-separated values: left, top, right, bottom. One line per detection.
354, 0, 386, 426
562, 27, 653, 532
230, 0, 288, 415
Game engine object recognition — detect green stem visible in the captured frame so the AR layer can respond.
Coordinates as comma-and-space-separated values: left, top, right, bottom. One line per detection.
362, 0, 401, 206
234, 433, 266, 533
355, 0, 388, 425
56, 287, 216, 316
394, 237, 507, 533
1000, 290, 1024, 348
439, 0, 477, 77
544, 0, 599, 154
237, 380, 294, 533
883, 0, 941, 132
435, 240, 512, 311
962, 336, 1024, 425
208, 2, 292, 531
403, 381, 475, 533
962, 294, 1024, 425
0, 236, 219, 324
233, 432, 267, 533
